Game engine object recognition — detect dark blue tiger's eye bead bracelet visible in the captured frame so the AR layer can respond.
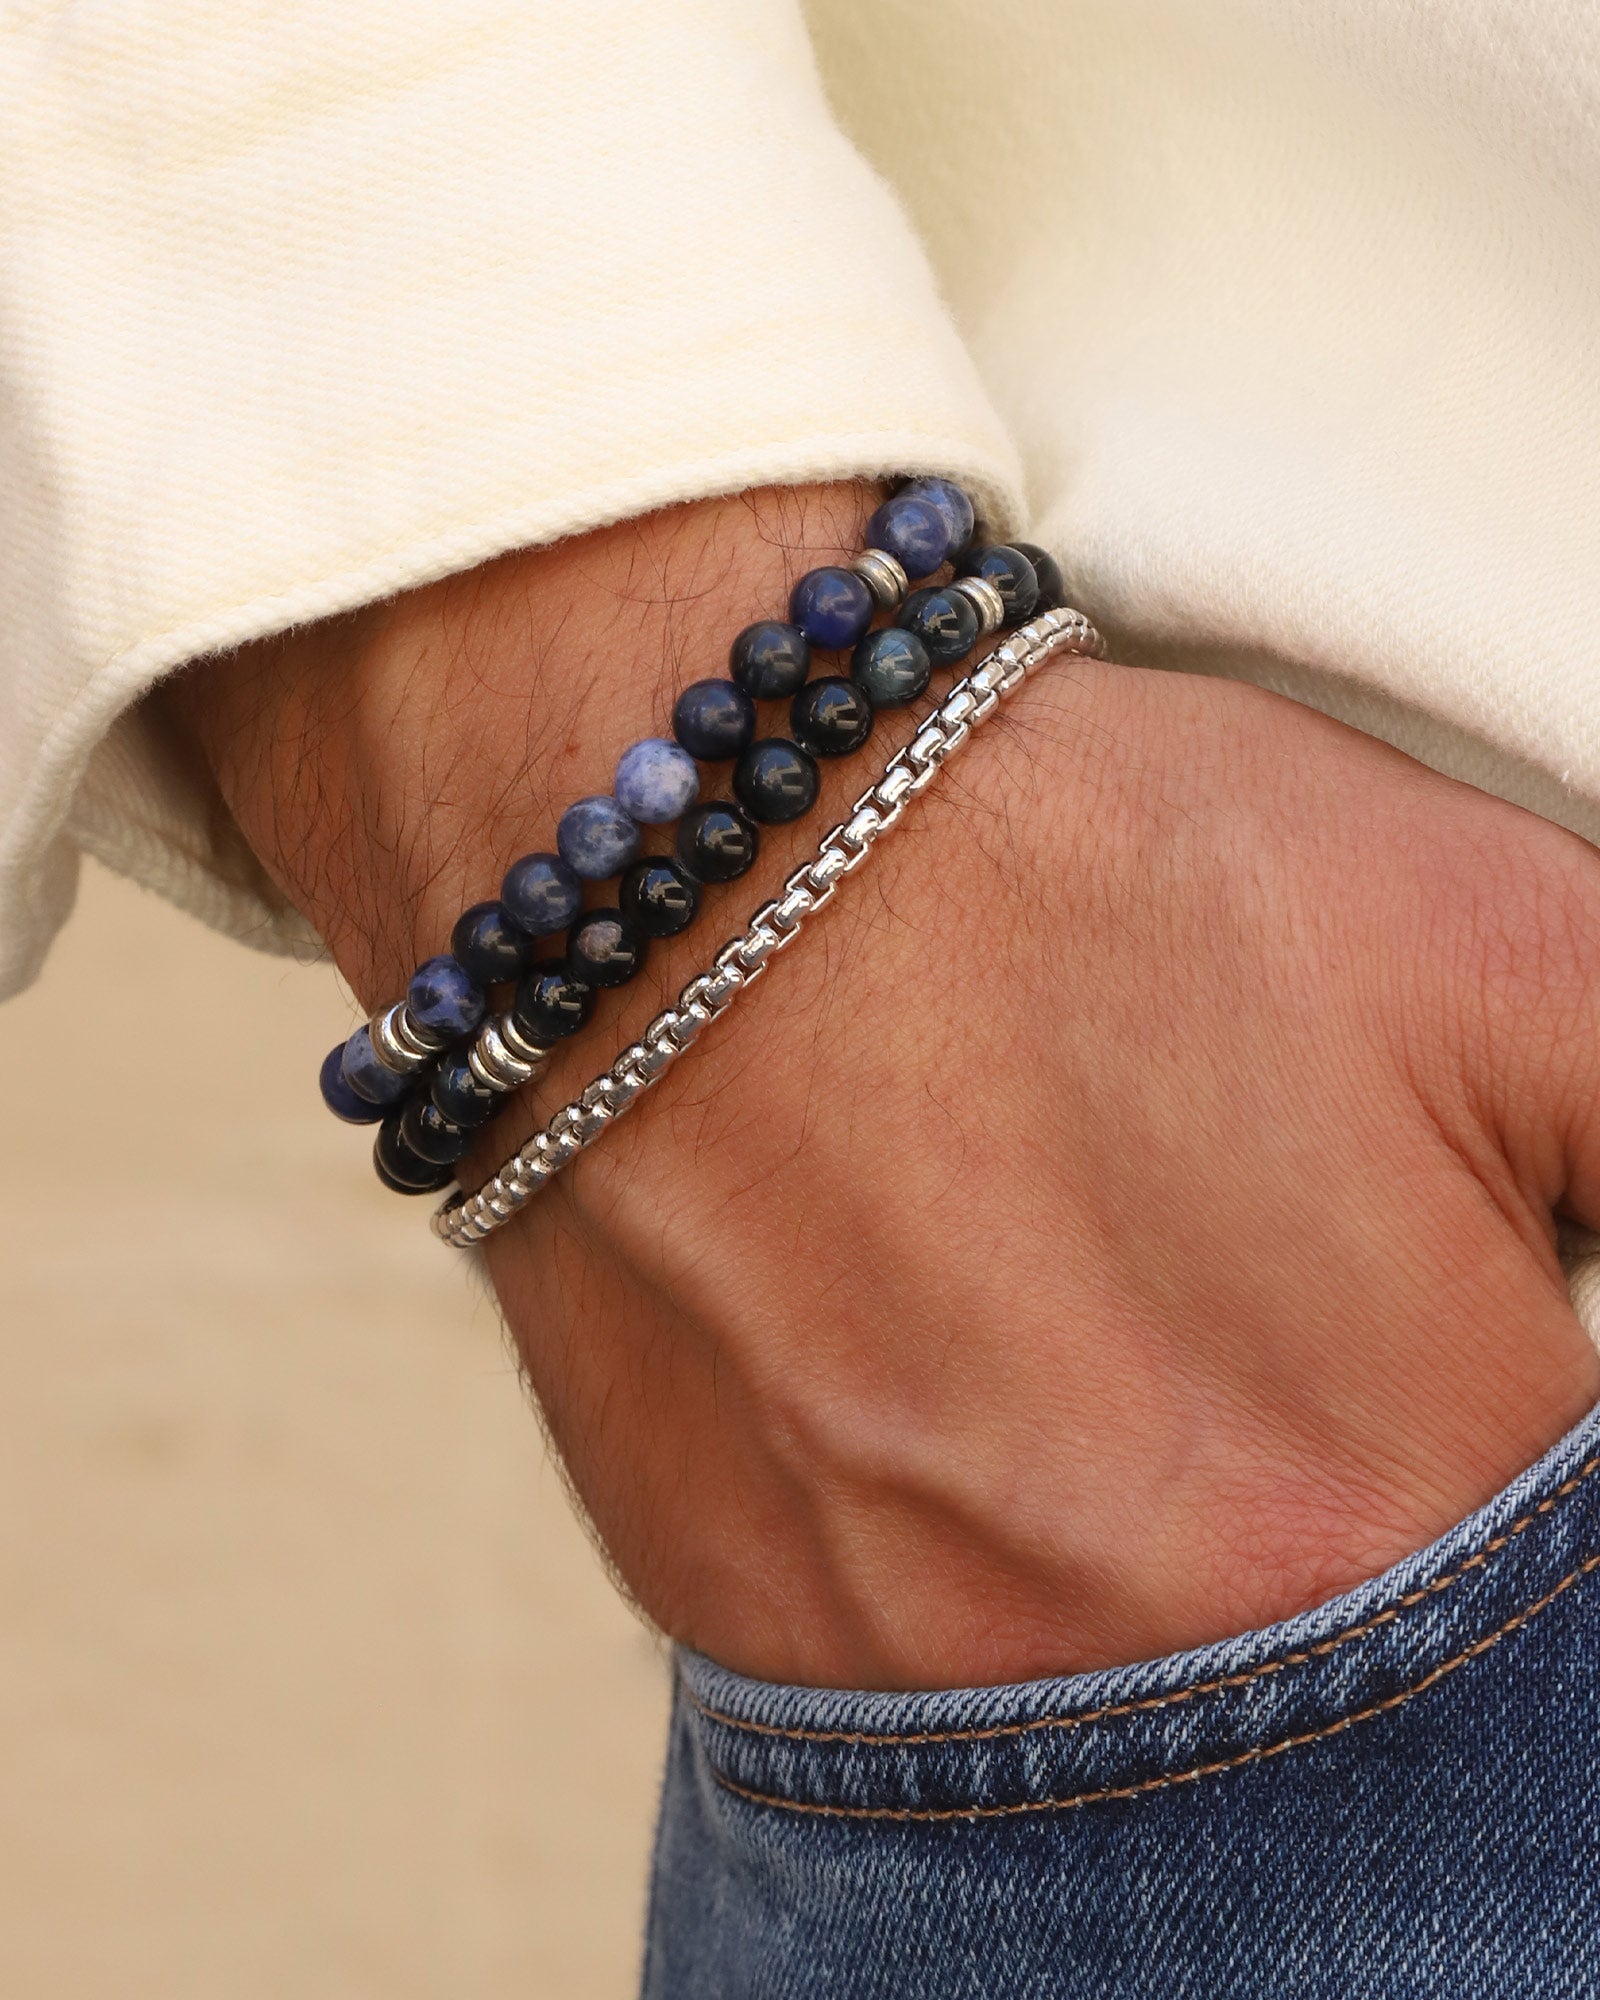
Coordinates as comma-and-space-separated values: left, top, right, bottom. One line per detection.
319, 478, 1057, 1195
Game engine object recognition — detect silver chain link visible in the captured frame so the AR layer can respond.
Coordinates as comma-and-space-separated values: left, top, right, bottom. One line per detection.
432, 606, 1104, 1249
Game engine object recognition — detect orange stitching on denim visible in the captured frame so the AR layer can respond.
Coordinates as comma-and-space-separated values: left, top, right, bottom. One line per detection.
710, 1549, 1600, 1820
689, 1452, 1600, 1750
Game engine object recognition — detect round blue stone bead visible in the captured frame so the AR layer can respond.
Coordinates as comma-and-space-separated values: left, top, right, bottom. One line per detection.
340, 1024, 412, 1107
557, 794, 641, 881
734, 738, 819, 824
320, 1042, 386, 1124
374, 1115, 455, 1194
866, 494, 949, 580
432, 1046, 498, 1128
614, 737, 699, 824
451, 901, 532, 984
897, 584, 980, 666
501, 851, 584, 937
851, 627, 931, 709
672, 679, 757, 761
953, 543, 1041, 626
729, 620, 810, 700
408, 954, 486, 1039
899, 477, 975, 553
788, 566, 874, 651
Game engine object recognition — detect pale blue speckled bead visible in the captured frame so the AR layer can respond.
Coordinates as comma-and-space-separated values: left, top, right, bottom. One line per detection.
501, 851, 584, 937
340, 1024, 412, 1106
614, 737, 699, 824
407, 953, 486, 1039
557, 794, 641, 881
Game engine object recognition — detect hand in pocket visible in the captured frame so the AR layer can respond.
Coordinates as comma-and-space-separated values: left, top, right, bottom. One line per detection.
171, 490, 1600, 1692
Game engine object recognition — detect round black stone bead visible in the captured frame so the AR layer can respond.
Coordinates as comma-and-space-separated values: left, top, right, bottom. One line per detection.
567, 909, 647, 989
729, 620, 810, 701
512, 963, 595, 1043
672, 678, 757, 761
1011, 541, 1066, 612
374, 1115, 456, 1194
620, 856, 700, 939
402, 1095, 473, 1166
851, 626, 931, 710
953, 543, 1040, 626
432, 1045, 499, 1128
676, 801, 760, 884
791, 676, 873, 758
450, 900, 532, 985
734, 738, 819, 824
897, 584, 980, 666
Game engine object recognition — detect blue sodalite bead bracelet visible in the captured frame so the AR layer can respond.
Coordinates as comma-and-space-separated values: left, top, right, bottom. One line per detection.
317, 478, 1066, 1196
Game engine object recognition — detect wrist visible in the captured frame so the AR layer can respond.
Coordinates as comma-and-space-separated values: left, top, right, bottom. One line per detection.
166, 481, 881, 1007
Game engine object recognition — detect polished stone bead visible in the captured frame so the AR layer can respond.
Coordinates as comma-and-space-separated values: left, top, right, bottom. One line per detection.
898, 477, 975, 553
851, 627, 931, 709
620, 856, 700, 938
407, 953, 486, 1039
512, 962, 595, 1042
374, 1114, 456, 1194
340, 1024, 412, 1107
1012, 540, 1066, 612
432, 1046, 499, 1128
676, 801, 760, 883
451, 901, 533, 984
557, 794, 641, 880
953, 543, 1040, 626
791, 676, 874, 758
320, 1042, 386, 1124
897, 584, 981, 665
788, 566, 874, 650
500, 851, 584, 936
734, 738, 819, 824
730, 620, 810, 700
672, 679, 757, 761
402, 1095, 473, 1166
866, 493, 949, 580
567, 909, 647, 988
615, 737, 699, 824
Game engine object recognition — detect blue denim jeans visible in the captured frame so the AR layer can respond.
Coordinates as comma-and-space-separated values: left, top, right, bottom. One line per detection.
642, 1400, 1600, 1996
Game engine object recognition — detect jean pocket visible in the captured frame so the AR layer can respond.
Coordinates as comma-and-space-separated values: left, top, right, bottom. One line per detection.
676, 1399, 1600, 1824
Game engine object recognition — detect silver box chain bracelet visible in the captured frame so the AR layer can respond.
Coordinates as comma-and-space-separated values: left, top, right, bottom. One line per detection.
433, 606, 1105, 1249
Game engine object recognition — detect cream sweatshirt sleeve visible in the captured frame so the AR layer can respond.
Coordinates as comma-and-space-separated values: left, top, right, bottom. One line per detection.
0, 2, 1022, 998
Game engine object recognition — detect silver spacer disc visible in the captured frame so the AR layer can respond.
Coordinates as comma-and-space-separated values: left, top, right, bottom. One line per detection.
850, 547, 910, 613
951, 574, 1006, 637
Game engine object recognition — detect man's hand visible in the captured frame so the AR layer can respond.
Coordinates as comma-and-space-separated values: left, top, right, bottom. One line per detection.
168, 485, 1600, 1690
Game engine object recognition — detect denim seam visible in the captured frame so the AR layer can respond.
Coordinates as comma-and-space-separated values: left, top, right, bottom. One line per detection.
709, 1546, 1600, 1820
690, 1450, 1600, 1750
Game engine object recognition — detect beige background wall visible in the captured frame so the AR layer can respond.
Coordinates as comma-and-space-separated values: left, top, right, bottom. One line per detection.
0, 863, 668, 1999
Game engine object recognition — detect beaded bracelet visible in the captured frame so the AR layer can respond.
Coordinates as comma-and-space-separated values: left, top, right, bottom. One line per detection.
432, 604, 1105, 1248
315, 477, 1073, 1194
